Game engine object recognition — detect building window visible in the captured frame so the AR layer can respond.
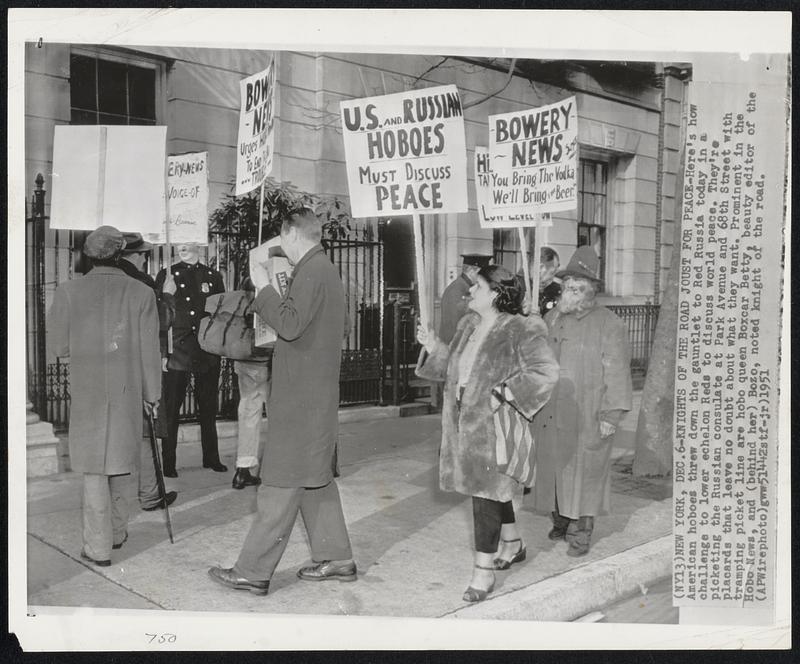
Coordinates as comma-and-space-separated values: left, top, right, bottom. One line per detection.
577, 159, 608, 285
70, 53, 157, 125
492, 229, 521, 272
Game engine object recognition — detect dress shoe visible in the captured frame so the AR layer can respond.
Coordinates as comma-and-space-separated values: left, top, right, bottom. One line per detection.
463, 564, 496, 603
493, 538, 527, 570
163, 469, 178, 479
297, 560, 357, 582
203, 461, 228, 473
112, 533, 128, 550
80, 549, 111, 567
232, 467, 261, 490
142, 490, 178, 511
207, 566, 269, 596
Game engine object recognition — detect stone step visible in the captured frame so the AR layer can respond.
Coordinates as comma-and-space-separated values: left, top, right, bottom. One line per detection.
399, 401, 431, 418
27, 419, 61, 478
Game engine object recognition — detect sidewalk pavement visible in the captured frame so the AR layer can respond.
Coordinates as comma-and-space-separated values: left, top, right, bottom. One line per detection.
26, 393, 672, 621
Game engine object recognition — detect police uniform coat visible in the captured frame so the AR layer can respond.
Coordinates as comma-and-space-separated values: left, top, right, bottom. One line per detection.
46, 266, 162, 474
438, 274, 471, 345
417, 312, 558, 502
155, 261, 225, 372
532, 305, 632, 518
251, 244, 345, 488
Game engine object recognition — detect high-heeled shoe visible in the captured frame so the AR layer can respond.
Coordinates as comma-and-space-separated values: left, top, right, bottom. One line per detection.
493, 538, 527, 570
462, 564, 496, 603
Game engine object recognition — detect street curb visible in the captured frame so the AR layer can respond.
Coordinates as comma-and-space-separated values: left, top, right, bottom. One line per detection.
446, 535, 672, 622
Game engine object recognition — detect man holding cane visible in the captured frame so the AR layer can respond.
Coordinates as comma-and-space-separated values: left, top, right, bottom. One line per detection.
118, 232, 178, 511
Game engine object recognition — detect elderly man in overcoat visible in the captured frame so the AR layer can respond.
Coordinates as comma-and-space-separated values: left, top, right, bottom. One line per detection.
47, 226, 162, 566
209, 208, 354, 595
532, 246, 632, 557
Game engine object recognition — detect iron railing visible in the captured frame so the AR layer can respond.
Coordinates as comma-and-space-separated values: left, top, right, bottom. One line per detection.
607, 303, 660, 385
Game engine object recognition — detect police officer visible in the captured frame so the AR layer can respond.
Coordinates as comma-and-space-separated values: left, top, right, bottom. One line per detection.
438, 254, 494, 345
156, 243, 227, 477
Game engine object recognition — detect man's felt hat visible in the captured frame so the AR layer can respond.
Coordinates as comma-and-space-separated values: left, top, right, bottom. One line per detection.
121, 232, 153, 254
556, 246, 602, 283
461, 253, 493, 269
83, 225, 126, 260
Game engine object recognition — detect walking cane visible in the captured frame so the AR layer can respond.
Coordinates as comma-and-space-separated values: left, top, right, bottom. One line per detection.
147, 408, 174, 544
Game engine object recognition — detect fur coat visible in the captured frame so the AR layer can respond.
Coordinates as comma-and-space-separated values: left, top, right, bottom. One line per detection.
417, 312, 558, 502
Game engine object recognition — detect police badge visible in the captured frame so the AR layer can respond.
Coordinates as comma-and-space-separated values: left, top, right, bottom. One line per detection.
201, 282, 210, 293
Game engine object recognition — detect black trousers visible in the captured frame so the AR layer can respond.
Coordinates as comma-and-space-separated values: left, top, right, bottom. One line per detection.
472, 497, 515, 554
161, 366, 221, 473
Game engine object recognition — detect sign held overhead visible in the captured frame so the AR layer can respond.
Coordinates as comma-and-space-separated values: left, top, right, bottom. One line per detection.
488, 97, 578, 214
235, 59, 277, 196
50, 125, 167, 232
340, 84, 468, 218
145, 151, 210, 245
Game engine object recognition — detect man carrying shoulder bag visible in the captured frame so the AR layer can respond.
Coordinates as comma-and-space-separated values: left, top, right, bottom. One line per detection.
198, 279, 272, 490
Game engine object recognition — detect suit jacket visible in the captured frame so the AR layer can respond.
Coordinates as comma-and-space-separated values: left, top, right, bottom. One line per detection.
155, 261, 225, 372
251, 244, 345, 487
47, 266, 161, 474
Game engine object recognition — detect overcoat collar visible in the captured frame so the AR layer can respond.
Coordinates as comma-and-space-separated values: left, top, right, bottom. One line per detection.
552, 302, 597, 323
292, 244, 325, 275
87, 265, 125, 276
173, 261, 203, 271
573, 302, 598, 320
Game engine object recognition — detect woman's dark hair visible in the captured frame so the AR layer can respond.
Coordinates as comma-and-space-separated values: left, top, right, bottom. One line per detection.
478, 264, 524, 315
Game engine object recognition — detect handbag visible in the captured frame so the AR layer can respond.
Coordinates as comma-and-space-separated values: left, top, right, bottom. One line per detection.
491, 386, 536, 486
198, 291, 268, 360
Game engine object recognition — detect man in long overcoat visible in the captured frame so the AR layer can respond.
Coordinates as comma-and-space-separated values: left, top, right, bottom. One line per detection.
118, 232, 178, 511
208, 208, 354, 595
47, 226, 161, 565
532, 246, 632, 557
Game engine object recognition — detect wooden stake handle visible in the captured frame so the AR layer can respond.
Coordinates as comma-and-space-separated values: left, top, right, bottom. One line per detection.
412, 214, 429, 332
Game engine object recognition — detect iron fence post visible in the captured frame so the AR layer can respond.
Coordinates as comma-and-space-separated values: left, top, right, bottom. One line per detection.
391, 299, 400, 405
32, 174, 47, 416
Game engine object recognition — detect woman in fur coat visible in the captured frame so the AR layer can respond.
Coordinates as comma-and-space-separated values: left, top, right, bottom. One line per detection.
416, 265, 558, 603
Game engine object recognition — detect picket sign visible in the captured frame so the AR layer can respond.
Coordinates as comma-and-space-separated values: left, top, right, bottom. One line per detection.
338, 84, 468, 335
50, 125, 166, 233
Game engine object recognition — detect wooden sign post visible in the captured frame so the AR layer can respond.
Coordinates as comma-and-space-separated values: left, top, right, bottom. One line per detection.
412, 214, 429, 332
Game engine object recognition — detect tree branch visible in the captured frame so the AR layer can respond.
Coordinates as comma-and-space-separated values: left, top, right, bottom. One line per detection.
463, 58, 518, 110
411, 56, 450, 87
